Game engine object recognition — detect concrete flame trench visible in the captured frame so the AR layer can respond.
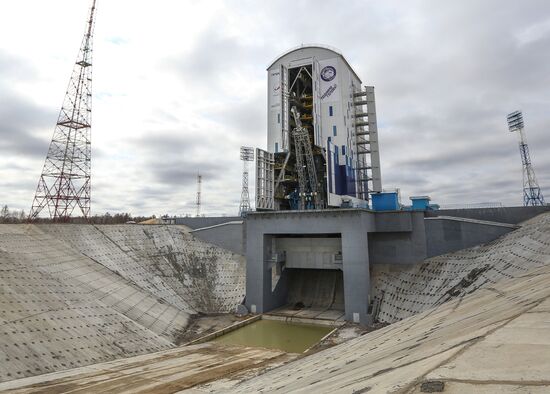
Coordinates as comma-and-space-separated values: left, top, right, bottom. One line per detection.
1, 208, 550, 392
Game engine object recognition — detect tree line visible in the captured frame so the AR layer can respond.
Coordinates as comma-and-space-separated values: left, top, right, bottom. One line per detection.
0, 205, 155, 224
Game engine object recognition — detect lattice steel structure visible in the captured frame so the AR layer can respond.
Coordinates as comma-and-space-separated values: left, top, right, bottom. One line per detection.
507, 110, 545, 206
195, 173, 202, 217
291, 106, 322, 210
239, 147, 254, 216
30, 0, 97, 221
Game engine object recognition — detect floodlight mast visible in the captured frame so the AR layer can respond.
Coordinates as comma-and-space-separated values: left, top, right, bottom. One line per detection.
239, 147, 254, 216
507, 111, 545, 206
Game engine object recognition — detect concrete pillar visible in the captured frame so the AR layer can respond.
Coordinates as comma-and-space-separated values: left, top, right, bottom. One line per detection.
245, 222, 270, 314
342, 216, 370, 325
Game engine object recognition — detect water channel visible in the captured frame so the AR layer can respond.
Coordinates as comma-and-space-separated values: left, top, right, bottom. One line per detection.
212, 319, 334, 353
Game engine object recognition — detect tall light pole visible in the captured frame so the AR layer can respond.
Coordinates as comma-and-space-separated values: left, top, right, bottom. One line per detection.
507, 110, 545, 206
239, 147, 254, 216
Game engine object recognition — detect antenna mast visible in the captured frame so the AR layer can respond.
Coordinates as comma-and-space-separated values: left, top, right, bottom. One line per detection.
30, 0, 97, 221
195, 173, 202, 217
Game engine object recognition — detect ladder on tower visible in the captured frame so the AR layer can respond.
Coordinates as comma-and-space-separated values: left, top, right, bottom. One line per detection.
291, 106, 321, 210
353, 86, 382, 203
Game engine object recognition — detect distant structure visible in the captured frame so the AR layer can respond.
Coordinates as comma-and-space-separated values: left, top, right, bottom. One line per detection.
239, 146, 254, 216
256, 45, 381, 211
30, 0, 97, 221
507, 111, 545, 206
195, 173, 202, 217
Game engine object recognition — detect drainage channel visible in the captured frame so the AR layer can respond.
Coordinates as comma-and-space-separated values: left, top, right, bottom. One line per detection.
187, 315, 340, 353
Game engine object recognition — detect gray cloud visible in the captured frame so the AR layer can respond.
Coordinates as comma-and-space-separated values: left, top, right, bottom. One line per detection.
2, 1, 550, 215
0, 92, 53, 157
0, 50, 54, 158
165, 27, 270, 91
128, 130, 229, 186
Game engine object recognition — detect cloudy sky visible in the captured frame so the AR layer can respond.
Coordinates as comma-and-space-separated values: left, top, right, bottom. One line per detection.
1, 0, 549, 216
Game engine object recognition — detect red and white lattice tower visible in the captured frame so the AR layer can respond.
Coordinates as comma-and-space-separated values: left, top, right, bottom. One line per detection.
30, 0, 97, 221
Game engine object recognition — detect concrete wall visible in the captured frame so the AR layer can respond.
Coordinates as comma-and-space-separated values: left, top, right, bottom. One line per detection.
435, 206, 550, 224
246, 210, 374, 324
275, 237, 342, 269
174, 216, 242, 230
369, 212, 427, 264
191, 221, 244, 255
425, 217, 517, 258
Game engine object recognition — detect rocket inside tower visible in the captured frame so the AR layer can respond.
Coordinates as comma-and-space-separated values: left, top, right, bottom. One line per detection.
273, 65, 327, 210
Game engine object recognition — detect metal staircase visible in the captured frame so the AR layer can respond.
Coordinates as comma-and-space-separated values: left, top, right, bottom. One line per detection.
353, 86, 382, 202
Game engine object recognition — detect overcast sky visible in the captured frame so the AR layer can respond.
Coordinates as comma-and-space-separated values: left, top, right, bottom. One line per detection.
1, 0, 549, 216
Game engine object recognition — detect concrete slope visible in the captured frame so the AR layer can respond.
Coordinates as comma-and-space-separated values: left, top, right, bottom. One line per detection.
0, 344, 286, 393
43, 224, 245, 313
227, 258, 550, 393
371, 212, 550, 323
0, 224, 245, 384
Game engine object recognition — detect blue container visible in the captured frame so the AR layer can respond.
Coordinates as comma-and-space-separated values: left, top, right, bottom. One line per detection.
410, 196, 431, 211
371, 192, 400, 211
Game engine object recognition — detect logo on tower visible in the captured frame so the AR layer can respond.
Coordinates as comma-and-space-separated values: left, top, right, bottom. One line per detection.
320, 66, 336, 82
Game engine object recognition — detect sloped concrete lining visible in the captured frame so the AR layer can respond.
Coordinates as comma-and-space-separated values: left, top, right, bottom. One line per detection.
45, 224, 246, 313
0, 224, 245, 383
371, 212, 550, 323
372, 213, 550, 323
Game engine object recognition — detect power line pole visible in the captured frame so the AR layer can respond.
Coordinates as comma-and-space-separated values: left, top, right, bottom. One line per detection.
30, 0, 97, 221
239, 147, 254, 216
507, 110, 545, 206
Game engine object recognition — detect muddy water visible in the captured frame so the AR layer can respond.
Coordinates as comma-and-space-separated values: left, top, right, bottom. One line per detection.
212, 319, 333, 353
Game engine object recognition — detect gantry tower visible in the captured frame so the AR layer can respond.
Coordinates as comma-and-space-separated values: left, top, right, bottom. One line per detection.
30, 0, 97, 221
507, 110, 545, 206
239, 147, 254, 216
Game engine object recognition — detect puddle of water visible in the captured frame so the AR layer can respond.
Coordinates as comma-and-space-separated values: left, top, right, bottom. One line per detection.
212, 319, 333, 353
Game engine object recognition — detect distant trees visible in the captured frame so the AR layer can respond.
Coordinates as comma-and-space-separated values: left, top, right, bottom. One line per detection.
0, 205, 155, 224
0, 205, 26, 223
88, 213, 153, 224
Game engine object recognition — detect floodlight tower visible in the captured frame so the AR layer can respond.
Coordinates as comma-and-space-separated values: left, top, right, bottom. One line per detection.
507, 110, 545, 206
239, 146, 254, 216
30, 0, 97, 221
